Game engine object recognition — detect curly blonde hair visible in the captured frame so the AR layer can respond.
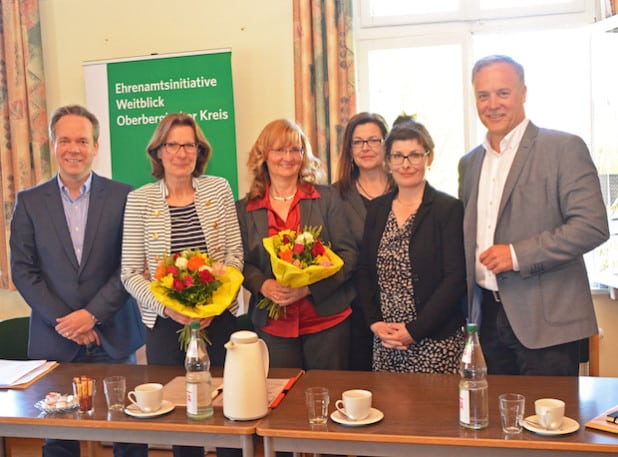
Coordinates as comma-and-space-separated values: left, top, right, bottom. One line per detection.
245, 119, 323, 200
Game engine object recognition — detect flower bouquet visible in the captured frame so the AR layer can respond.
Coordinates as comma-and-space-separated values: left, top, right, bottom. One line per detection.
258, 226, 343, 319
150, 249, 244, 349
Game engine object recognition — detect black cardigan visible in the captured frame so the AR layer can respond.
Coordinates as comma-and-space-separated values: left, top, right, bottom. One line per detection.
357, 183, 465, 341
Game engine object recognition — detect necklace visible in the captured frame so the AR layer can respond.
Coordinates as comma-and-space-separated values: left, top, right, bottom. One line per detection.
269, 189, 296, 201
356, 179, 387, 199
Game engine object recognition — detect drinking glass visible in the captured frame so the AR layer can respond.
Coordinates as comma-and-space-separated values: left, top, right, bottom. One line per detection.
103, 376, 126, 411
305, 387, 330, 425
499, 393, 525, 434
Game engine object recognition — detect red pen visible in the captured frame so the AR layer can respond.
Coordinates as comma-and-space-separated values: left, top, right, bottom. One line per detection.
270, 371, 303, 409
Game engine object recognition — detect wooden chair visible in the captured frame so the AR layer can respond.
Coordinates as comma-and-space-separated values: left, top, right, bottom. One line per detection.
579, 334, 600, 376
588, 333, 600, 376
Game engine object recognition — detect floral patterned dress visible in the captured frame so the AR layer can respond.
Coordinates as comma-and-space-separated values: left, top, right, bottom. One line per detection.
372, 211, 464, 373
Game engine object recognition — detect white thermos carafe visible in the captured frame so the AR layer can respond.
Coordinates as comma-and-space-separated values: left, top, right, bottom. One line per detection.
223, 330, 269, 420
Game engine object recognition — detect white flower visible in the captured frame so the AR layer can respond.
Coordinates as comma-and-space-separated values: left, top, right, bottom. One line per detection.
295, 231, 314, 245
175, 257, 189, 270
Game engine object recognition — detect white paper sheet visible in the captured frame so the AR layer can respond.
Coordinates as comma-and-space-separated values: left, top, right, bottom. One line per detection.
0, 359, 54, 388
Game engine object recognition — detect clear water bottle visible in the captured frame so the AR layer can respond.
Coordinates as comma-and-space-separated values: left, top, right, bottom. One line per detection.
185, 321, 213, 419
459, 322, 488, 429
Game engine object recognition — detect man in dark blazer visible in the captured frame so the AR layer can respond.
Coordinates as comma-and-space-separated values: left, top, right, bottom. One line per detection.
458, 55, 609, 376
10, 105, 146, 457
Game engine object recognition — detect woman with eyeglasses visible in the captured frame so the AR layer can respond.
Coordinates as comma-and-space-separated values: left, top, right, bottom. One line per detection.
236, 119, 357, 371
357, 122, 466, 373
333, 112, 394, 370
121, 113, 243, 457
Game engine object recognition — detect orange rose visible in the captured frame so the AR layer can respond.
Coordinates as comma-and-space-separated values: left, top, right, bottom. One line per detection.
278, 250, 293, 262
154, 261, 168, 280
187, 255, 206, 271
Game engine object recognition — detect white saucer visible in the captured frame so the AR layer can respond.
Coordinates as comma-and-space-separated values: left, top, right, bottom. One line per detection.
124, 400, 175, 418
330, 407, 384, 426
522, 415, 580, 436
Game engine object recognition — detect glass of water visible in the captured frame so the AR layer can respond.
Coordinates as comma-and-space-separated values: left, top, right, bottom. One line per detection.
305, 387, 330, 425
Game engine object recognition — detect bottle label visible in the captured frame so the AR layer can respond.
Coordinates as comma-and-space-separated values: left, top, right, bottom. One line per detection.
462, 340, 472, 364
186, 383, 198, 415
459, 388, 471, 424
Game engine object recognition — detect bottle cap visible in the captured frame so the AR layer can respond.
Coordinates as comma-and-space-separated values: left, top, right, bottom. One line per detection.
190, 321, 200, 330
466, 322, 478, 333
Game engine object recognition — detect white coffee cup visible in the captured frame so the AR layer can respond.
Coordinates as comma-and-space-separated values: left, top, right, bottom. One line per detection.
335, 389, 372, 421
127, 383, 163, 413
535, 398, 565, 430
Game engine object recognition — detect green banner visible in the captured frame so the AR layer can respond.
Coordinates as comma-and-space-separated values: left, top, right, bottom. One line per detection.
105, 50, 238, 196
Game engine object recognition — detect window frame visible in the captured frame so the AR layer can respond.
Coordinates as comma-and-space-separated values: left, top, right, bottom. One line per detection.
358, 0, 592, 28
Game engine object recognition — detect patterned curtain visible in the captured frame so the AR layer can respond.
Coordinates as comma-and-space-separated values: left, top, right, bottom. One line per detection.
0, 0, 50, 289
293, 0, 356, 182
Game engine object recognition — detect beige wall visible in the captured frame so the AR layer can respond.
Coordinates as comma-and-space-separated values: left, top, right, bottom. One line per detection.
0, 289, 30, 320
39, 0, 295, 197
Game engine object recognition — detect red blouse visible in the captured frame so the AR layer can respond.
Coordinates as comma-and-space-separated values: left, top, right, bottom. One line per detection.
246, 183, 351, 337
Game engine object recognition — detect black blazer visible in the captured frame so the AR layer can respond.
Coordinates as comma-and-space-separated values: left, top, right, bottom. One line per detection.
236, 184, 358, 328
357, 183, 465, 341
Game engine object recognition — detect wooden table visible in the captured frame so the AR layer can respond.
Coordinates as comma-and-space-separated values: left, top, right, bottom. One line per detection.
0, 363, 290, 457
257, 370, 618, 457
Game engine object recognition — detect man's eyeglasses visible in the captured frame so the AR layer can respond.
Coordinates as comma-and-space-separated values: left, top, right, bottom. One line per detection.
162, 142, 198, 154
388, 151, 429, 166
270, 147, 304, 157
351, 138, 383, 149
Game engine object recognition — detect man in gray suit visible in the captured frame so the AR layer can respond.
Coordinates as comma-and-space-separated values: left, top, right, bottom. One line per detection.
10, 105, 146, 457
458, 55, 609, 376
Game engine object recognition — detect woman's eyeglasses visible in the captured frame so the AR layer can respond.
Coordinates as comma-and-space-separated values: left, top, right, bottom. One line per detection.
351, 138, 383, 149
388, 151, 429, 166
162, 142, 198, 154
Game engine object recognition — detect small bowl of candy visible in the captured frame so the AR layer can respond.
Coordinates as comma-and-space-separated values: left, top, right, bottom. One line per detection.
35, 392, 79, 414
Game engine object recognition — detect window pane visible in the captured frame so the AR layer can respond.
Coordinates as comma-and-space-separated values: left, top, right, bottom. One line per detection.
367, 44, 464, 196
480, 0, 574, 9
472, 28, 591, 146
590, 29, 618, 279
591, 31, 618, 180
370, 0, 459, 17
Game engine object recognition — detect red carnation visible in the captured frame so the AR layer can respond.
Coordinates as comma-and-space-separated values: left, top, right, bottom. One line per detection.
173, 278, 185, 291
168, 266, 179, 276
311, 240, 325, 256
184, 275, 194, 287
293, 243, 305, 254
199, 269, 215, 283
